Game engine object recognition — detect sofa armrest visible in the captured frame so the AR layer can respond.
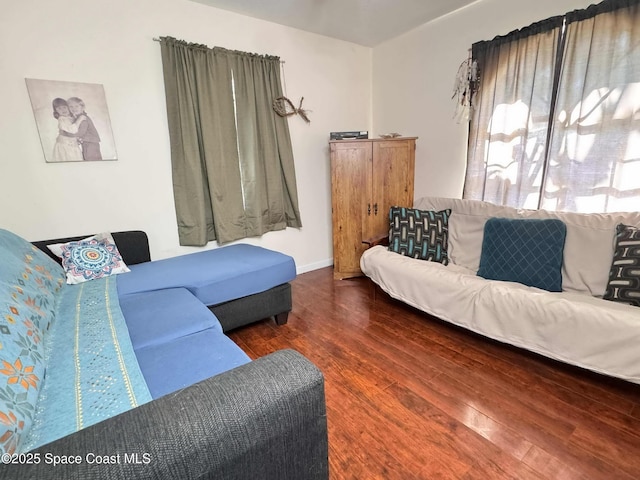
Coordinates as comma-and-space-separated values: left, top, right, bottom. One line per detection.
5, 350, 328, 480
362, 233, 389, 248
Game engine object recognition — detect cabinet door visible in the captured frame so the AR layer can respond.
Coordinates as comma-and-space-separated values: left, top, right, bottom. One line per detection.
331, 142, 372, 279
370, 140, 416, 238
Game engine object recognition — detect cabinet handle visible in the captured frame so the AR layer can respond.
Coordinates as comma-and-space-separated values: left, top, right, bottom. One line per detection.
374, 203, 378, 215
367, 203, 371, 216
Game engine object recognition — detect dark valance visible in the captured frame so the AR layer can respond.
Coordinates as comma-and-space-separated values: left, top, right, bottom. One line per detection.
472, 15, 563, 59
473, 0, 640, 57
566, 0, 640, 23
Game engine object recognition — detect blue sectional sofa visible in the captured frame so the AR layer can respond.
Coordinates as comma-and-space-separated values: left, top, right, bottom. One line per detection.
0, 228, 328, 480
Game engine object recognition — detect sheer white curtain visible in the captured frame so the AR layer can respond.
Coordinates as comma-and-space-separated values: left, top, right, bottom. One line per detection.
465, 0, 640, 213
465, 18, 563, 209
543, 1, 640, 212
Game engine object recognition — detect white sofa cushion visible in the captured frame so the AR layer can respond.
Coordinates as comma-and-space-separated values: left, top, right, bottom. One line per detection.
413, 197, 640, 297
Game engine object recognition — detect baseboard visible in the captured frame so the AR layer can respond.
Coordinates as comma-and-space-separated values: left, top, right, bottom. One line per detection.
297, 258, 333, 275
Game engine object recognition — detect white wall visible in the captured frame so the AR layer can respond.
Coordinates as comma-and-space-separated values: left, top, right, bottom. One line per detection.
0, 0, 372, 273
372, 0, 594, 200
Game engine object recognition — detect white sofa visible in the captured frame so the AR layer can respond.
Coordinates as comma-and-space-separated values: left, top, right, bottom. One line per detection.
360, 196, 640, 384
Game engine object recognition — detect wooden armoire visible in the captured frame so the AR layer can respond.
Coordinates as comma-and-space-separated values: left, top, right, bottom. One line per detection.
330, 137, 416, 279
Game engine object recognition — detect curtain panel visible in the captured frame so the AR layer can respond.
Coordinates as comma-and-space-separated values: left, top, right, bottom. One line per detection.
465, 0, 640, 213
159, 37, 302, 246
545, 0, 640, 212
466, 18, 563, 208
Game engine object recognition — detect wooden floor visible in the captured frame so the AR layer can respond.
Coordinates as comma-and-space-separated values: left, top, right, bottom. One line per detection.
228, 267, 640, 480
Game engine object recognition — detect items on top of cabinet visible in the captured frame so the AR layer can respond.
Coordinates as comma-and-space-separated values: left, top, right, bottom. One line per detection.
329, 131, 369, 140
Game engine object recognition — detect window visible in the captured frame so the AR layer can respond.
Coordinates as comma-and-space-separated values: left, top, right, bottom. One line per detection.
465, 0, 640, 213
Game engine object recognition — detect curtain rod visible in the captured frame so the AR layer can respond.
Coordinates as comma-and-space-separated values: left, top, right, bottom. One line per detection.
152, 37, 285, 63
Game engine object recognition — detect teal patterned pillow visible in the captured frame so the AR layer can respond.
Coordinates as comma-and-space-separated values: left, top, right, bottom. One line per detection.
0, 229, 66, 454
477, 218, 566, 292
603, 224, 640, 307
388, 207, 451, 265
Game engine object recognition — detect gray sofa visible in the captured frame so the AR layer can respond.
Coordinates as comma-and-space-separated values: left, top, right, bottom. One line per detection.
0, 229, 328, 479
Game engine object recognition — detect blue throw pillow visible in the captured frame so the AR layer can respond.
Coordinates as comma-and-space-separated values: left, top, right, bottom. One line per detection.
388, 207, 451, 265
477, 217, 566, 292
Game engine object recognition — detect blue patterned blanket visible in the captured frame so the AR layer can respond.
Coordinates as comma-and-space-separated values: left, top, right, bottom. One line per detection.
23, 276, 151, 451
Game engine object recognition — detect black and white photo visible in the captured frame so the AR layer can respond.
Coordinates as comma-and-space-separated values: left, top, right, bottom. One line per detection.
25, 78, 117, 162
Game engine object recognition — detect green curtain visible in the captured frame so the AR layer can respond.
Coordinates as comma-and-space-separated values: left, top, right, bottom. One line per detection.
159, 37, 302, 245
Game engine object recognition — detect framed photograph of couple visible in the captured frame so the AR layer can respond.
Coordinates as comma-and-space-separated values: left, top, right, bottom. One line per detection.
26, 78, 118, 163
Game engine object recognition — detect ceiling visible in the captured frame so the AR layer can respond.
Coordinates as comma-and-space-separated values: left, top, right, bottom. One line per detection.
189, 0, 481, 47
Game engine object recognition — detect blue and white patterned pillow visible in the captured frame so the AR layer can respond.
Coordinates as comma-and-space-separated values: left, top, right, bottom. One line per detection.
388, 207, 451, 265
48, 233, 130, 285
